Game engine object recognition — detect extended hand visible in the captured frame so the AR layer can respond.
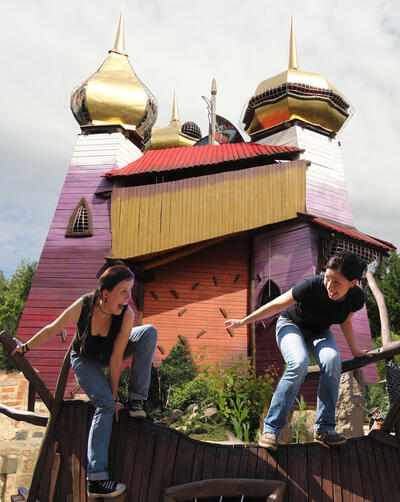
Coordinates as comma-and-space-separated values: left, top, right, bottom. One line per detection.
352, 348, 373, 358
114, 401, 124, 421
224, 319, 243, 330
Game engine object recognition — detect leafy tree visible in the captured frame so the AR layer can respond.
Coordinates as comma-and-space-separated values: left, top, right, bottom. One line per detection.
366, 251, 400, 339
0, 271, 8, 301
0, 259, 37, 369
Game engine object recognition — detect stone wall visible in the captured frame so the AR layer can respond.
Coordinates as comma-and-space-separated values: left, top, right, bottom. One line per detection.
0, 371, 48, 502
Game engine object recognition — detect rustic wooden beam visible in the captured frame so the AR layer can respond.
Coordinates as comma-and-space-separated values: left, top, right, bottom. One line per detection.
0, 331, 54, 411
27, 347, 72, 502
368, 429, 399, 449
306, 341, 400, 380
0, 404, 48, 427
163, 478, 286, 502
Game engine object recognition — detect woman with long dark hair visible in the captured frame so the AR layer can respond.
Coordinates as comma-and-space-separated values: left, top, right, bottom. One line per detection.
13, 265, 157, 498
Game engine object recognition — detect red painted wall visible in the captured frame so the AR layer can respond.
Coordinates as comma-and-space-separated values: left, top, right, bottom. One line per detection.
142, 238, 249, 370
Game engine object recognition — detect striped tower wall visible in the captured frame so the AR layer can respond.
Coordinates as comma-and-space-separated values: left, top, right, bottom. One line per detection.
254, 222, 376, 406
17, 132, 142, 393
141, 238, 249, 370
257, 125, 354, 225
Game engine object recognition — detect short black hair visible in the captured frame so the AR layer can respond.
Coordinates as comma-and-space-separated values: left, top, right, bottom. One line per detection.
326, 251, 366, 281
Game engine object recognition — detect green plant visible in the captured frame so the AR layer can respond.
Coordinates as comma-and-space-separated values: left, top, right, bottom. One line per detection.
364, 382, 390, 419
166, 376, 214, 412
229, 394, 250, 442
291, 395, 311, 443
200, 357, 275, 442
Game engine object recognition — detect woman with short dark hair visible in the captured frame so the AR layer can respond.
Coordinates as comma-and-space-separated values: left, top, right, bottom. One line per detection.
225, 251, 371, 451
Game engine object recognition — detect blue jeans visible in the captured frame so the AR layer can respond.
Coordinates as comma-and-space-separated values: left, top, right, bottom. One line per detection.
70, 324, 157, 480
263, 316, 342, 437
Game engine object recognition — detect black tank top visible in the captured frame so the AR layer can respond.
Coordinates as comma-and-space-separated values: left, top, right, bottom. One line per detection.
72, 293, 128, 363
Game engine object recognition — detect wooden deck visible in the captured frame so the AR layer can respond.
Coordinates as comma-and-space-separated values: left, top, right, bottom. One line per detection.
28, 400, 400, 501
1, 330, 400, 502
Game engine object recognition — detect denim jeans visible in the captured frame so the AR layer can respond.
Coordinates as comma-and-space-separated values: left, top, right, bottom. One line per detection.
70, 324, 157, 480
263, 316, 342, 437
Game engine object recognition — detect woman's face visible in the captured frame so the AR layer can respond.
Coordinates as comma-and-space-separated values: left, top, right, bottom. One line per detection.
323, 268, 357, 301
102, 279, 134, 315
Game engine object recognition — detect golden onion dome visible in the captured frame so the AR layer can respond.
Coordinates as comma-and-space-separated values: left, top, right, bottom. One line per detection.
146, 92, 201, 150
70, 12, 157, 139
242, 19, 352, 137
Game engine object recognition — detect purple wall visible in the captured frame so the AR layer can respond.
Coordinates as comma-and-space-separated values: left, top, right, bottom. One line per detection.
18, 161, 115, 393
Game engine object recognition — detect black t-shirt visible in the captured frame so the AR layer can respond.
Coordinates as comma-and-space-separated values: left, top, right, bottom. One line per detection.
72, 293, 128, 363
281, 275, 365, 334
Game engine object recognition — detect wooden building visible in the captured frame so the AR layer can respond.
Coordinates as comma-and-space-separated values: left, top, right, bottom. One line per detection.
17, 15, 396, 402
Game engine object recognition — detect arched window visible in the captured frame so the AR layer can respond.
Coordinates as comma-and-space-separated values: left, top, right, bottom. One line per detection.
65, 198, 93, 237
258, 279, 281, 307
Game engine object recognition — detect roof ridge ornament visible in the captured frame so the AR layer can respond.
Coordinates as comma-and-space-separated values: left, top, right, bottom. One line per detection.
111, 10, 127, 56
289, 16, 298, 70
171, 91, 180, 123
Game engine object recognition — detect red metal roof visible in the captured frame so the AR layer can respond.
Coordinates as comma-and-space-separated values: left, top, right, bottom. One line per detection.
104, 143, 302, 177
301, 213, 396, 252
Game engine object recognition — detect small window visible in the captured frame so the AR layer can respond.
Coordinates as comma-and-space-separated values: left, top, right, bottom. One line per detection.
65, 198, 93, 237
258, 279, 281, 307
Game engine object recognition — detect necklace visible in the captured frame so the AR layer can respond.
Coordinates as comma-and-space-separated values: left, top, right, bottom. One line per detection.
98, 301, 112, 317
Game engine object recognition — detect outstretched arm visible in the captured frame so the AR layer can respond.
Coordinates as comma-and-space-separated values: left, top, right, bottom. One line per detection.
225, 289, 296, 330
341, 313, 372, 358
12, 297, 84, 354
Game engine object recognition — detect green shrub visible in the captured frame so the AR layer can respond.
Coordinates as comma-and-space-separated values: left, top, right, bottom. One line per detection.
167, 376, 215, 412
0, 260, 37, 370
200, 357, 275, 442
365, 382, 390, 419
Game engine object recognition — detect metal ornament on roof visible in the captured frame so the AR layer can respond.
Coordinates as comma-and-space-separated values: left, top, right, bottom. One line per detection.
241, 17, 354, 136
70, 11, 158, 138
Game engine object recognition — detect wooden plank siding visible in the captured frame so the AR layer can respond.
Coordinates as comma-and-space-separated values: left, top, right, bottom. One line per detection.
142, 238, 249, 369
111, 160, 307, 259
28, 400, 400, 502
16, 133, 143, 394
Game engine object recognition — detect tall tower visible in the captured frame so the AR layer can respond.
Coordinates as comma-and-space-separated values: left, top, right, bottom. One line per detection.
17, 13, 158, 393
242, 18, 354, 225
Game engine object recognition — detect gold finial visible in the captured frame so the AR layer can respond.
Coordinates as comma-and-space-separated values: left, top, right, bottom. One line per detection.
112, 10, 127, 55
289, 16, 298, 70
171, 91, 179, 122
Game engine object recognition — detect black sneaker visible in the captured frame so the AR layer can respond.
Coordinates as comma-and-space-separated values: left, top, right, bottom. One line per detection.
125, 399, 146, 419
87, 478, 126, 498
314, 430, 346, 446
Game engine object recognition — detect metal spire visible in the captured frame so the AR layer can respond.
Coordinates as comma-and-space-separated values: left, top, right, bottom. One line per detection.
171, 91, 180, 122
112, 10, 127, 55
289, 16, 298, 70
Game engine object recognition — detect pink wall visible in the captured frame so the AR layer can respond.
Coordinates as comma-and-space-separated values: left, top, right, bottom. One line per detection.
17, 162, 115, 393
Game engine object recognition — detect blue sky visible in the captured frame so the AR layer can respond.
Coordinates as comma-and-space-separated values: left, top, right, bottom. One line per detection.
1, 0, 399, 277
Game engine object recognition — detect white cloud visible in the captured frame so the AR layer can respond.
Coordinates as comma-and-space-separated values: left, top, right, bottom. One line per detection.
0, 0, 399, 276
